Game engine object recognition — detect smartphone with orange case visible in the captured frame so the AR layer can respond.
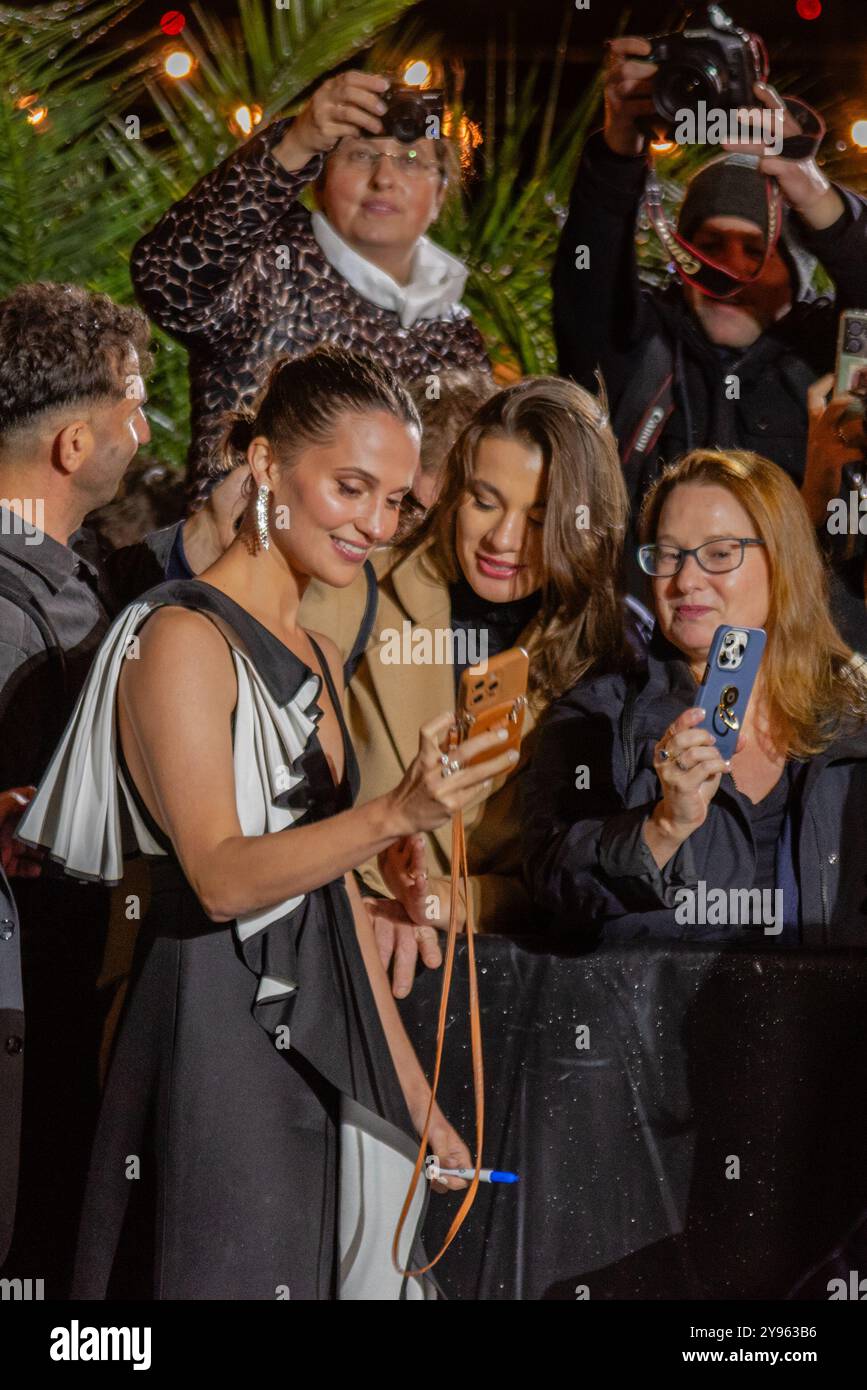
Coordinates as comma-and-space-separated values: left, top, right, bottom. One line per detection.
455, 646, 530, 769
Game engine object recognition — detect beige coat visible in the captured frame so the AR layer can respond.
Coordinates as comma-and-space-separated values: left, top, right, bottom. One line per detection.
300, 541, 540, 931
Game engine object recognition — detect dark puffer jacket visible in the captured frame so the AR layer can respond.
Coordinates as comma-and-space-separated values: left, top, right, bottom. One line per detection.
131, 117, 490, 491
522, 630, 867, 944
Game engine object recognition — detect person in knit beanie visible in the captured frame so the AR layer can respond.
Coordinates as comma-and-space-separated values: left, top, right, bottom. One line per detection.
552, 33, 867, 603
676, 152, 815, 350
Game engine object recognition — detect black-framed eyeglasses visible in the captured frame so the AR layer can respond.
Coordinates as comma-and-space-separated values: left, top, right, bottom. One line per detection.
637, 538, 766, 577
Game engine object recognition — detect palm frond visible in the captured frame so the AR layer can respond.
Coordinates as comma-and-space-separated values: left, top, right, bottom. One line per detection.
0, 1, 149, 290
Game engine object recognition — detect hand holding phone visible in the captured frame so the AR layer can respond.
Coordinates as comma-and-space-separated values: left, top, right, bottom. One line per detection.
835, 309, 867, 418
456, 646, 530, 771
695, 625, 767, 759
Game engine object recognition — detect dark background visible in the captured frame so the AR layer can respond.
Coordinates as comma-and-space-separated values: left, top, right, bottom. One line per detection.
132, 0, 867, 133
138, 0, 867, 117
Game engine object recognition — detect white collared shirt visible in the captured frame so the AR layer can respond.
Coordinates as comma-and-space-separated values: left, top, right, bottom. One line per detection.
310, 210, 470, 329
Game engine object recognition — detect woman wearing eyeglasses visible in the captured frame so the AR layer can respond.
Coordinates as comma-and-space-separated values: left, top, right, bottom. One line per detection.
131, 69, 489, 497
523, 448, 867, 943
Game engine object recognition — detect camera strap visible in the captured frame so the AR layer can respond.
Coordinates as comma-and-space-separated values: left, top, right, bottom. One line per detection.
644, 95, 825, 300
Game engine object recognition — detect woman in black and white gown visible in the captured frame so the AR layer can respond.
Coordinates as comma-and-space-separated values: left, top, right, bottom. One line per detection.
19, 348, 514, 1300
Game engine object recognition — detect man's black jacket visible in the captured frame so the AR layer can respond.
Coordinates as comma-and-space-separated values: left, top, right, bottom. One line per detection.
553, 132, 867, 509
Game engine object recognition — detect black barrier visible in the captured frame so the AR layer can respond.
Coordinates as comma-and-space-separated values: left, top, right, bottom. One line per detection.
397, 938, 867, 1301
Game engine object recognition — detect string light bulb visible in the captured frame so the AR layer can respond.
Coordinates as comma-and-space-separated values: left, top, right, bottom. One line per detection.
851, 120, 867, 149
26, 106, 48, 127
402, 59, 431, 87
442, 111, 482, 173
649, 138, 678, 155
164, 50, 194, 79
229, 104, 263, 136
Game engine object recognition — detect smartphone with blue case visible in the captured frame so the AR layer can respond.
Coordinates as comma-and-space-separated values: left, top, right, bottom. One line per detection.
694, 625, 767, 759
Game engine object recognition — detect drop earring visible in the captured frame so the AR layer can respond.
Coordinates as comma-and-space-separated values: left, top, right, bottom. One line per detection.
255, 484, 270, 551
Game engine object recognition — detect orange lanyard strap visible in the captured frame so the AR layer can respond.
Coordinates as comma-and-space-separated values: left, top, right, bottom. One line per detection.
392, 742, 485, 1279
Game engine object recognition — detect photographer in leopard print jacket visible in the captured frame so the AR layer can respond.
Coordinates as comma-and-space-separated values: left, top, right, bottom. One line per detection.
131, 69, 491, 499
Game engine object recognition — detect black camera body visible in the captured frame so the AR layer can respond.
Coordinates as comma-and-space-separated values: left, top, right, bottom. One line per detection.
380, 85, 444, 144
646, 4, 765, 137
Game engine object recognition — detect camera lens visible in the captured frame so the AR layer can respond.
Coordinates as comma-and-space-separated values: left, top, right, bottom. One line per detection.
654, 58, 724, 122
386, 98, 424, 144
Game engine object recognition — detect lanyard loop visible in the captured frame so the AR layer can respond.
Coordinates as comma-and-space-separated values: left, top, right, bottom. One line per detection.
644, 95, 825, 300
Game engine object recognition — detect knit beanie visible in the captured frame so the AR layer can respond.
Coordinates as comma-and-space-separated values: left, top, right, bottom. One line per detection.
678, 153, 770, 241
676, 151, 816, 300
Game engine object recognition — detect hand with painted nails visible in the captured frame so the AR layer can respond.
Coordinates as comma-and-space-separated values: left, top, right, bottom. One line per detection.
643, 706, 743, 867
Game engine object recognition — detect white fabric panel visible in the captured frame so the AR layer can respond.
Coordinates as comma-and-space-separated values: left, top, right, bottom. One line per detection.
339, 1096, 435, 1301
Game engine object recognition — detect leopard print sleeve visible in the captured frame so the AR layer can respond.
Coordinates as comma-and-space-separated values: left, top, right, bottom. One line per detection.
130, 118, 325, 342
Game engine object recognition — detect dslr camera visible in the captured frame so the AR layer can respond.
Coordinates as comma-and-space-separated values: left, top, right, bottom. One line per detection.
380, 84, 444, 144
644, 4, 766, 138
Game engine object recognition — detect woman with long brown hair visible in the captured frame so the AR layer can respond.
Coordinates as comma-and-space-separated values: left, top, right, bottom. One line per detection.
524, 448, 867, 942
301, 375, 646, 988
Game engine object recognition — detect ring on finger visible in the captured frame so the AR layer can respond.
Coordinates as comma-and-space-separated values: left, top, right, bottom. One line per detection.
439, 754, 462, 779
658, 745, 672, 762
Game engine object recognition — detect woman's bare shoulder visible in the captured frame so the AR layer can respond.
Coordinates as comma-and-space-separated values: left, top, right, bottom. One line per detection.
123, 604, 237, 701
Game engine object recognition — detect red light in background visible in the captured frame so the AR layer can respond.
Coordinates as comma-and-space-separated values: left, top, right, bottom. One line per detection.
796, 0, 822, 19
160, 11, 186, 36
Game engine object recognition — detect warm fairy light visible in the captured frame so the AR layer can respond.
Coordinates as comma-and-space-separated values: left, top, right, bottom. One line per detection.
650, 138, 678, 155
796, 0, 822, 19
15, 93, 39, 109
164, 50, 194, 79
851, 120, 867, 149
442, 111, 482, 145
441, 111, 482, 173
230, 104, 263, 136
26, 106, 48, 126
403, 60, 431, 88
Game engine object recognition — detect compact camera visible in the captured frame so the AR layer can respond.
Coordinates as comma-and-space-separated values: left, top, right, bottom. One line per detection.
644, 4, 766, 138
380, 84, 444, 144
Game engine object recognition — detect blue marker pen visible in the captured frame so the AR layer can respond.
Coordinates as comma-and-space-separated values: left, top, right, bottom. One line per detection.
433, 1167, 519, 1184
